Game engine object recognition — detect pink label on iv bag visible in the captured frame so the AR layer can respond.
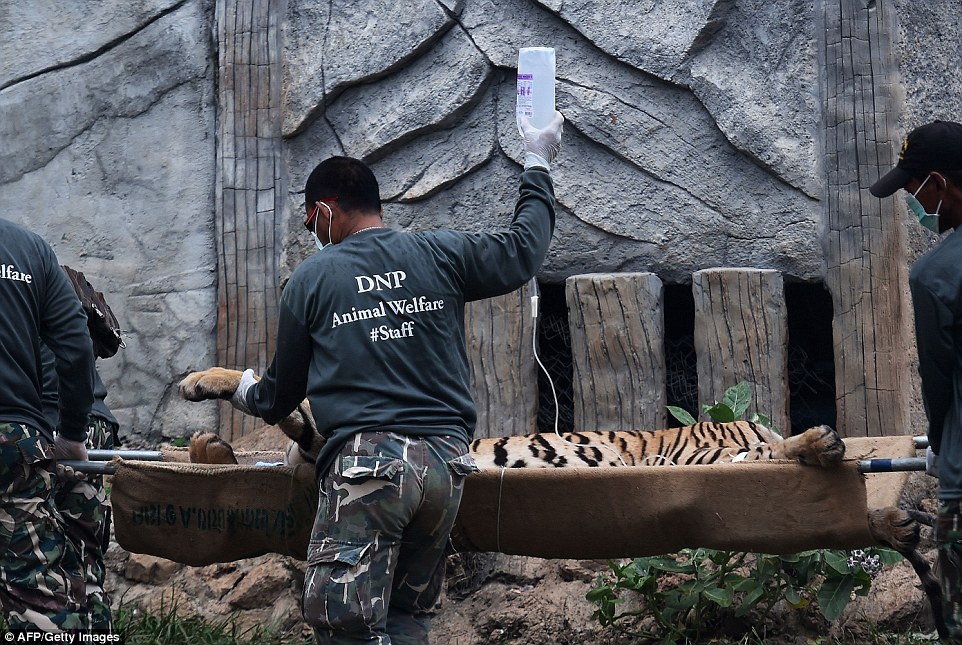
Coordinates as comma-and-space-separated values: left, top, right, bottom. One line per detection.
517, 74, 534, 116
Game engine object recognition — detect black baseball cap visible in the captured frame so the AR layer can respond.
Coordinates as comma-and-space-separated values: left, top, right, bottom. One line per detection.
870, 120, 962, 197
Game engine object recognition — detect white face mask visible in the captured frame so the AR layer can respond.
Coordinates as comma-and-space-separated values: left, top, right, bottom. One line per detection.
312, 202, 334, 251
906, 175, 942, 233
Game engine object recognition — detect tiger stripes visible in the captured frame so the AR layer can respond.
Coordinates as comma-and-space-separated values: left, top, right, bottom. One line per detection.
468, 421, 845, 470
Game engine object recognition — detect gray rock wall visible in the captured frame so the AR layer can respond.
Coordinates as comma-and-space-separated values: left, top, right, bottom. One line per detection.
1, 0, 959, 444
894, 0, 962, 260
0, 0, 218, 444
284, 0, 824, 284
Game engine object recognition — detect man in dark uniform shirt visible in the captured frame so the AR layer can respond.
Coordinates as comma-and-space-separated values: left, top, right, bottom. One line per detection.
0, 218, 95, 631
184, 111, 564, 643
870, 120, 962, 643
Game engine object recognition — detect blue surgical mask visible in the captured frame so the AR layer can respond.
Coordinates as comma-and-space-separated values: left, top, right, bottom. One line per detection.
906, 175, 942, 233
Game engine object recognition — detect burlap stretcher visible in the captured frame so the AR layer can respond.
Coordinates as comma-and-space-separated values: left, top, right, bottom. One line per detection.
110, 436, 916, 566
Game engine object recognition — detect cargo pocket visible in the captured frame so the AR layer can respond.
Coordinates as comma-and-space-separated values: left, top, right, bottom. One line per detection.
339, 455, 402, 480
0, 426, 49, 466
0, 425, 51, 490
447, 453, 479, 478
16, 434, 52, 465
304, 540, 376, 633
331, 456, 404, 514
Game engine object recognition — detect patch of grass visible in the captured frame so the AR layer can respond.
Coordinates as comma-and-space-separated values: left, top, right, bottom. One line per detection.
113, 601, 313, 645
693, 630, 941, 645
801, 633, 941, 645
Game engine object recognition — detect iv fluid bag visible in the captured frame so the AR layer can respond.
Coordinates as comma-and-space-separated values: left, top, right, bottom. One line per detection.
517, 47, 555, 132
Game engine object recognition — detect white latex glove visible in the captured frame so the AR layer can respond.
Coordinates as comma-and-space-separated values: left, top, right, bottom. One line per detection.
53, 435, 88, 482
926, 446, 939, 478
230, 368, 258, 415
521, 111, 565, 171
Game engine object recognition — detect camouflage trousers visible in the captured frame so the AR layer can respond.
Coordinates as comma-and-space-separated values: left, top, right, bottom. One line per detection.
937, 500, 962, 644
0, 422, 85, 631
0, 419, 115, 632
53, 417, 116, 631
303, 432, 477, 644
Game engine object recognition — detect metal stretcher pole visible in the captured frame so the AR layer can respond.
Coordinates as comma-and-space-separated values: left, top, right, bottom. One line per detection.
857, 457, 927, 473
87, 449, 164, 461
58, 460, 117, 475
59, 449, 165, 475
854, 436, 930, 471
63, 459, 930, 476
59, 445, 934, 476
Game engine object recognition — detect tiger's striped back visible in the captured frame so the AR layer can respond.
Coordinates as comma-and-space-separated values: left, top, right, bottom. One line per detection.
468, 421, 840, 470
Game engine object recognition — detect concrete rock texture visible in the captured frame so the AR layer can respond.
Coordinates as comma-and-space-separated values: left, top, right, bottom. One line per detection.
1, 0, 218, 444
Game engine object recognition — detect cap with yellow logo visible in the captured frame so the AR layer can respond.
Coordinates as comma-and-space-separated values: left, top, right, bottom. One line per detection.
870, 120, 962, 197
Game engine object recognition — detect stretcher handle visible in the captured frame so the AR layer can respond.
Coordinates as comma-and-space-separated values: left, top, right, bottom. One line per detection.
59, 458, 930, 476
60, 442, 934, 476
58, 460, 116, 475
87, 449, 164, 461
59, 449, 164, 476
857, 457, 926, 473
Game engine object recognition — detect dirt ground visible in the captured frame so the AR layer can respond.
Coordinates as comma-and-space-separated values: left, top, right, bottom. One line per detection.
104, 543, 940, 644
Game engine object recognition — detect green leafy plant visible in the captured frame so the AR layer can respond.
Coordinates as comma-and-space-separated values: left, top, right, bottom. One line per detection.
586, 382, 903, 643
667, 381, 772, 428
587, 547, 902, 643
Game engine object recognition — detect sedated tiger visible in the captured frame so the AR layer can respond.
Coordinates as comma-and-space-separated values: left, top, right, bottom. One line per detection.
178, 367, 928, 557
468, 420, 844, 469
179, 368, 843, 471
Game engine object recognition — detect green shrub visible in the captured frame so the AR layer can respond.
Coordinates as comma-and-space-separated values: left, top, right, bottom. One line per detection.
586, 546, 901, 643
585, 382, 903, 643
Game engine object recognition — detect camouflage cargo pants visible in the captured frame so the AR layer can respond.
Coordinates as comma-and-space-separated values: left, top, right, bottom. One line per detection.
937, 499, 962, 643
303, 431, 477, 644
53, 417, 116, 631
0, 422, 87, 631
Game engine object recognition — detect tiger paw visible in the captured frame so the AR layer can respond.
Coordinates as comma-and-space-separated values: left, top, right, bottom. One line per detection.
189, 431, 238, 465
868, 507, 919, 552
795, 425, 845, 467
179, 367, 246, 401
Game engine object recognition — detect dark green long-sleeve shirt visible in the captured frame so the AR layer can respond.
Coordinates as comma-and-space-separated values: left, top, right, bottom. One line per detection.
247, 169, 556, 475
910, 228, 962, 499
41, 345, 118, 430
0, 218, 94, 442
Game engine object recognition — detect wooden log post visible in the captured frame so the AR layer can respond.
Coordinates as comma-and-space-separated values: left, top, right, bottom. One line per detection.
566, 273, 667, 431
214, 0, 285, 440
818, 0, 910, 437
692, 268, 790, 433
465, 283, 539, 439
